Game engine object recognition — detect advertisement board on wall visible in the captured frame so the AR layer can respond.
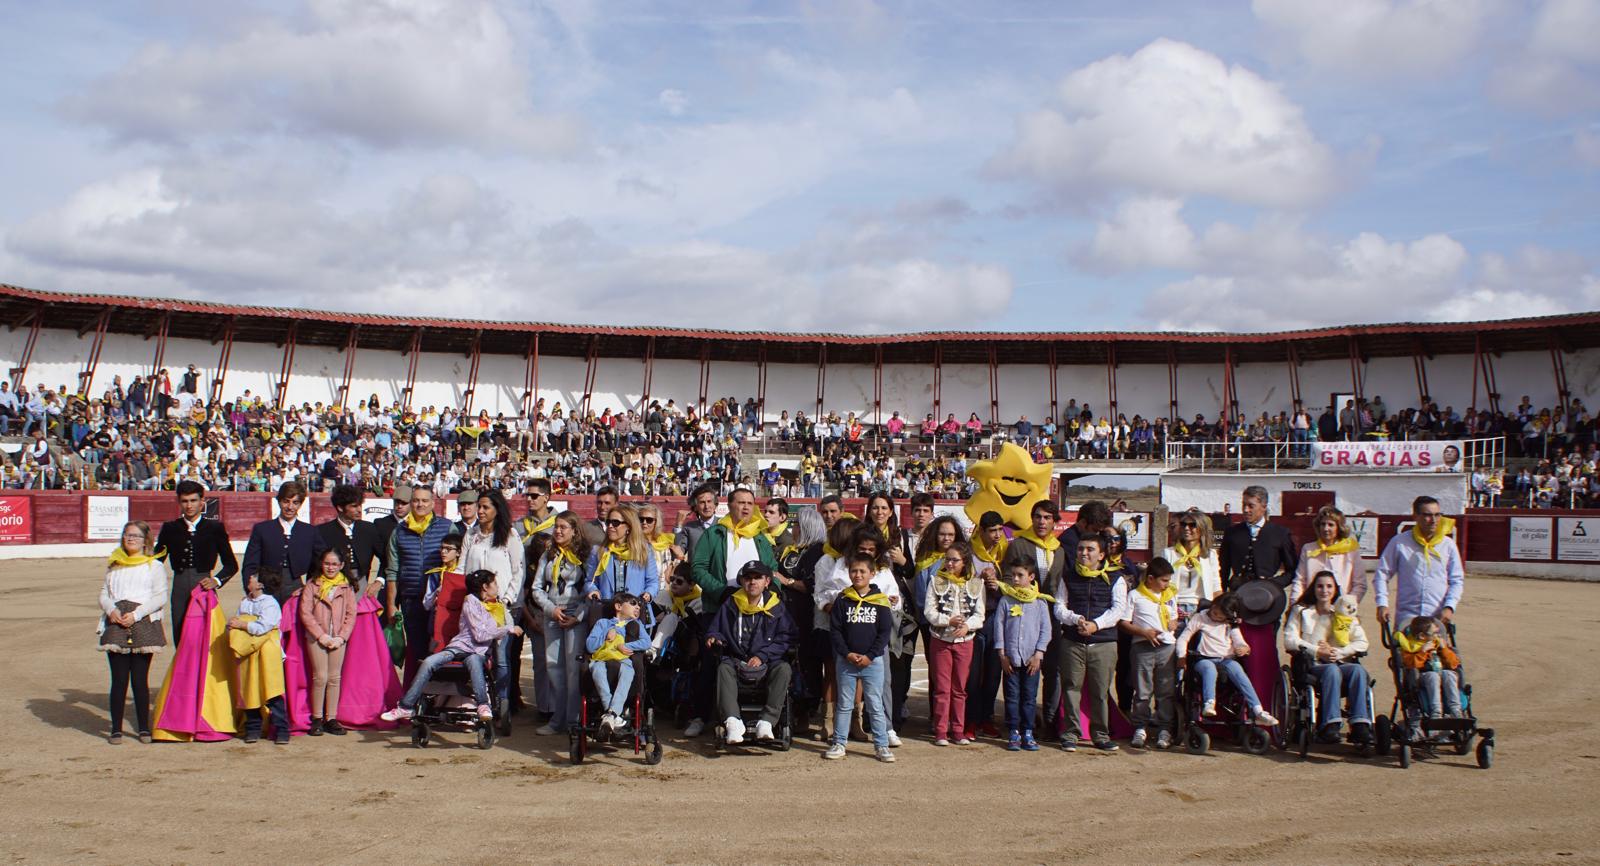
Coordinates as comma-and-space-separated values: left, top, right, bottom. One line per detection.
86, 496, 130, 541
1557, 518, 1598, 562
1509, 517, 1554, 561
0, 496, 33, 544
1311, 440, 1465, 473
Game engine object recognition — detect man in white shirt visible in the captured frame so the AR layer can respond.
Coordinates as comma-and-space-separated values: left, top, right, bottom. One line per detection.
1374, 496, 1464, 630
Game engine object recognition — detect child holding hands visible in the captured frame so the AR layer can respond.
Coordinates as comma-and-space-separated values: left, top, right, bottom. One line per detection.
995, 559, 1053, 751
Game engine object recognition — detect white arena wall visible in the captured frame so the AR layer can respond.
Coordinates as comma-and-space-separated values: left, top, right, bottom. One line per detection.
4, 323, 1596, 422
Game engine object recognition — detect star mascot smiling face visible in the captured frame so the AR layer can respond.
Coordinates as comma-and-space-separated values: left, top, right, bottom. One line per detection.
964, 442, 1053, 529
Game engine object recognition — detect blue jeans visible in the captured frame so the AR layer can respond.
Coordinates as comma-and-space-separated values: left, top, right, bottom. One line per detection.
542, 616, 585, 730
1003, 665, 1040, 734
1418, 669, 1461, 718
1312, 662, 1371, 726
834, 654, 888, 749
1194, 657, 1261, 711
401, 649, 487, 709
592, 659, 634, 716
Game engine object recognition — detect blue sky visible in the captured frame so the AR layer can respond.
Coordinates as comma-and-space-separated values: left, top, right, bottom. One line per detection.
0, 0, 1596, 334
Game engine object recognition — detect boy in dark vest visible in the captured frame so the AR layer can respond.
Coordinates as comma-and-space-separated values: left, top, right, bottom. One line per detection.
1054, 534, 1128, 752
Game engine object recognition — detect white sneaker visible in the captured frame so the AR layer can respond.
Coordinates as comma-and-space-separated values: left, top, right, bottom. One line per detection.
875, 747, 896, 763
380, 707, 412, 722
887, 730, 903, 748
754, 720, 775, 741
1202, 700, 1217, 718
535, 724, 558, 736
822, 743, 847, 760
1130, 729, 1147, 749
598, 712, 615, 732
684, 718, 705, 737
1253, 709, 1279, 727
724, 717, 746, 744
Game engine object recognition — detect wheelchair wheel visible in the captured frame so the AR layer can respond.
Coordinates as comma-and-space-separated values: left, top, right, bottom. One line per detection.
496, 710, 512, 738
1476, 739, 1493, 769
411, 723, 431, 749
1296, 724, 1311, 759
1373, 715, 1392, 756
1185, 727, 1209, 755
1398, 743, 1412, 769
570, 704, 587, 765
477, 724, 495, 751
1244, 726, 1271, 755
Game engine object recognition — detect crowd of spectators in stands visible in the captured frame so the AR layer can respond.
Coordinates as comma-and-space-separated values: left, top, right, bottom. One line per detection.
0, 364, 1593, 508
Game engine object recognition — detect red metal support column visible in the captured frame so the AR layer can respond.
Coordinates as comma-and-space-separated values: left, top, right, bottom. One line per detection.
1346, 333, 1364, 402
699, 344, 712, 413
1286, 341, 1302, 409
1549, 330, 1571, 412
209, 317, 236, 405
987, 344, 999, 427
147, 312, 171, 380
1480, 341, 1501, 414
640, 336, 655, 409
814, 344, 827, 419
872, 345, 883, 431
76, 308, 112, 397
521, 333, 540, 416
932, 343, 943, 422
400, 328, 422, 411
272, 321, 299, 409
1047, 344, 1059, 421
1221, 344, 1237, 422
461, 329, 483, 415
1105, 341, 1119, 419
757, 344, 769, 428
580, 335, 599, 417
1411, 337, 1431, 406
1167, 346, 1179, 423
8, 307, 44, 390
1469, 332, 1482, 414
335, 325, 361, 410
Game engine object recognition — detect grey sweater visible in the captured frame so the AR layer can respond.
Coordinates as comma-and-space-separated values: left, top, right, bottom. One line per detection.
995, 595, 1053, 667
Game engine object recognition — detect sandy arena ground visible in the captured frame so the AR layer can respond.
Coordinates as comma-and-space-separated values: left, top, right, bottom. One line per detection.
2, 558, 1597, 865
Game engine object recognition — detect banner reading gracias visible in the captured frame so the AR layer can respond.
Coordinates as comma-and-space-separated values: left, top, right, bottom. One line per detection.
1311, 440, 1465, 473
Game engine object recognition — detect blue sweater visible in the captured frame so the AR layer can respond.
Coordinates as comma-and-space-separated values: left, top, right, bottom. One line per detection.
585, 616, 653, 657
830, 594, 892, 660
995, 596, 1053, 667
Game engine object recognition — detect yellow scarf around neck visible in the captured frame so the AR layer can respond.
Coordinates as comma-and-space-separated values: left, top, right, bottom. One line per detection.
404, 510, 434, 535
1015, 528, 1060, 552
109, 547, 167, 568
316, 574, 348, 601
483, 600, 507, 626
731, 590, 780, 616
651, 532, 675, 553
764, 521, 789, 544
595, 541, 635, 575
522, 513, 556, 536
916, 552, 945, 573
935, 569, 971, 591
1314, 536, 1360, 558
999, 581, 1055, 614
670, 584, 703, 617
1136, 582, 1178, 631
1171, 542, 1203, 570
719, 514, 767, 539
842, 586, 890, 608
973, 535, 1009, 565
1412, 517, 1456, 562
1074, 561, 1115, 583
822, 543, 843, 559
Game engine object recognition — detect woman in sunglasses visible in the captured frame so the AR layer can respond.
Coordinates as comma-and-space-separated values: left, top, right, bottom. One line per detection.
584, 503, 659, 605
529, 511, 593, 735
636, 502, 684, 592
1163, 508, 1221, 622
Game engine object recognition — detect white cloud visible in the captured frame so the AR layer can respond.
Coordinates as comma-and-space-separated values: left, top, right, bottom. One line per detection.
657, 89, 689, 116
62, 0, 584, 154
1079, 197, 1198, 272
1577, 129, 1600, 167
1489, 0, 1600, 116
990, 39, 1341, 208
1253, 0, 1498, 80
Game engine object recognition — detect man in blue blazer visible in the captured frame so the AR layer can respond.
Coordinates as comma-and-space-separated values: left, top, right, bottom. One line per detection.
243, 481, 328, 603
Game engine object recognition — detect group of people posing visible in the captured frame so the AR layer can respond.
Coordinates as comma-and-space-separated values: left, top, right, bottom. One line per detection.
95, 478, 1466, 764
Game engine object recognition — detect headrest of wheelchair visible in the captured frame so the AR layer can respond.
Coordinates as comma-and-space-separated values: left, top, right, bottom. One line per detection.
737, 561, 773, 581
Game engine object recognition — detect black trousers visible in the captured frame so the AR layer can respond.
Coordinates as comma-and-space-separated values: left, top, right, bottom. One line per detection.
107, 653, 152, 734
169, 569, 207, 649
243, 696, 288, 736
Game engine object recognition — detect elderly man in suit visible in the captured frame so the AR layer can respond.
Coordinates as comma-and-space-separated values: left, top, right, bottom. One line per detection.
242, 481, 327, 603
1218, 485, 1299, 590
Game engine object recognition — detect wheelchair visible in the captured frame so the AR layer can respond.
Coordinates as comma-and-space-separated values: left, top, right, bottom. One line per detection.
1275, 649, 1375, 759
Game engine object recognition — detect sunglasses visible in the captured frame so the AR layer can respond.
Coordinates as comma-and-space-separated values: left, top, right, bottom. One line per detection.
640, 516, 657, 524
1179, 521, 1198, 528
605, 519, 628, 528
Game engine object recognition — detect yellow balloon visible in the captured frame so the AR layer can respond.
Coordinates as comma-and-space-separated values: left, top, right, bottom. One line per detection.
964, 442, 1053, 529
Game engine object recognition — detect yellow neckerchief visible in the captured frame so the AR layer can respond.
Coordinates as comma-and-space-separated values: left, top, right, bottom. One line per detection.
998, 580, 1055, 614
719, 514, 767, 539
483, 600, 507, 626
1313, 536, 1360, 558
1108, 554, 1125, 570
873, 522, 896, 546
1074, 561, 1115, 583
935, 569, 971, 590
916, 552, 945, 573
730, 589, 780, 617
1015, 528, 1060, 552
650, 532, 675, 553
425, 564, 454, 576
1135, 582, 1178, 631
842, 586, 891, 608
108, 547, 167, 568
764, 521, 789, 544
822, 542, 843, 559
669, 584, 703, 616
1412, 517, 1456, 562
1329, 608, 1355, 647
1171, 542, 1203, 570
595, 541, 636, 575
972, 534, 1008, 565
521, 513, 556, 536
1392, 629, 1431, 655
404, 510, 434, 534
316, 574, 348, 601
543, 544, 581, 590
591, 627, 627, 662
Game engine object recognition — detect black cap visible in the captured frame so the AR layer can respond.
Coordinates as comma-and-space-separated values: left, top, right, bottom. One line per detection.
737, 560, 774, 581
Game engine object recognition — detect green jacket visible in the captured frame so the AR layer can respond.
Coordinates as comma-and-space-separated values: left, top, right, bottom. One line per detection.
691, 525, 778, 609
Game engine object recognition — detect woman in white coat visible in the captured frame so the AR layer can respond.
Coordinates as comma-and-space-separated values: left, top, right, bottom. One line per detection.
1163, 509, 1221, 620
461, 489, 526, 727
97, 521, 169, 743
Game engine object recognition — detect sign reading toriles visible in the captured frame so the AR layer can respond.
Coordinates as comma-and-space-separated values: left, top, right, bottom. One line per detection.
1311, 440, 1465, 473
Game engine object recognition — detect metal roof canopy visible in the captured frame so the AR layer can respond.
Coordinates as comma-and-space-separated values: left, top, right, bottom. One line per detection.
4, 282, 1598, 368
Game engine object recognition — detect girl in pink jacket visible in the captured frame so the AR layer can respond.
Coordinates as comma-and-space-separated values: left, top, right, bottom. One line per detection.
299, 549, 358, 736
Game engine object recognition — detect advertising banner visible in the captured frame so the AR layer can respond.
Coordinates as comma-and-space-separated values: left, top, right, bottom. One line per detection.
1557, 518, 1599, 562
1311, 440, 1465, 473
0, 496, 33, 544
86, 496, 129, 541
1509, 517, 1553, 561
